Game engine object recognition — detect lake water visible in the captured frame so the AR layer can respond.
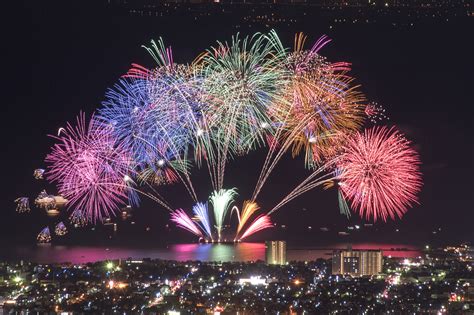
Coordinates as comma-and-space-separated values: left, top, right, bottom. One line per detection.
1, 242, 422, 264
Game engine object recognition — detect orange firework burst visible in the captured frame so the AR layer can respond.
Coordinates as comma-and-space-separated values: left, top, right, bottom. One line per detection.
270, 33, 366, 168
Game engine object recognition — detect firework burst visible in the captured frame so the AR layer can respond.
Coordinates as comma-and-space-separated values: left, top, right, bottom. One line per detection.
14, 197, 30, 213
337, 126, 422, 221
55, 222, 68, 236
365, 102, 389, 124
37, 227, 51, 243
33, 168, 45, 179
45, 113, 134, 222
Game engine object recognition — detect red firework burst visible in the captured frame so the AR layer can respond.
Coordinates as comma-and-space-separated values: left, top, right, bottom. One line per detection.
338, 126, 422, 221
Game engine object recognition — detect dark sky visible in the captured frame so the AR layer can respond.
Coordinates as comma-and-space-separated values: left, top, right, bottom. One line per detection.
2, 1, 473, 247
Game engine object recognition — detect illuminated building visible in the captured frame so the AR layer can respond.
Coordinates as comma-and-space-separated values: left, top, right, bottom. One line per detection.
265, 241, 286, 265
332, 248, 383, 276
239, 276, 266, 285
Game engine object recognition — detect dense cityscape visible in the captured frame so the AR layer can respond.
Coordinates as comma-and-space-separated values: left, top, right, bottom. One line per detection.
1, 243, 473, 313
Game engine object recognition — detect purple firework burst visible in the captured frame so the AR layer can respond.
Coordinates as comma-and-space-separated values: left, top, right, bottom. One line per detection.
45, 113, 135, 223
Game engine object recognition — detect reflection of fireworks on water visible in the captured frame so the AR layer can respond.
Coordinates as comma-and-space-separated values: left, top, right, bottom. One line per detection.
33, 168, 45, 179
54, 222, 68, 236
365, 102, 389, 124
338, 127, 422, 221
37, 227, 51, 243
14, 197, 30, 213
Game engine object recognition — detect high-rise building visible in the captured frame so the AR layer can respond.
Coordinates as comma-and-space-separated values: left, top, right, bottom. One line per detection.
332, 248, 383, 276
265, 241, 286, 265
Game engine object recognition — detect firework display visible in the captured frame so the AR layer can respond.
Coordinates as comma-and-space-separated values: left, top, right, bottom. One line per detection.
365, 102, 389, 124
37, 227, 51, 243
210, 189, 238, 241
34, 31, 422, 241
192, 203, 213, 241
45, 113, 137, 223
34, 190, 57, 210
15, 197, 30, 213
239, 215, 273, 241
337, 127, 422, 221
171, 209, 203, 238
172, 189, 272, 242
70, 210, 88, 227
33, 168, 45, 179
55, 222, 68, 236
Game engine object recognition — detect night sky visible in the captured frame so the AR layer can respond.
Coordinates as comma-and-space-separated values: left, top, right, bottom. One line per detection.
2, 1, 473, 247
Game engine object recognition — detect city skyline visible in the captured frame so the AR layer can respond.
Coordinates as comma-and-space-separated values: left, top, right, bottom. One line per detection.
1, 1, 472, 313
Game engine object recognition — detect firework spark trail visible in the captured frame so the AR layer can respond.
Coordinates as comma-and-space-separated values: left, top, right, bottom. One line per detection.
124, 176, 140, 207
114, 181, 173, 212
338, 190, 351, 218
140, 59, 202, 202
132, 132, 197, 202
322, 169, 351, 218
337, 126, 422, 221
192, 202, 213, 240
233, 201, 260, 238
239, 215, 273, 241
265, 153, 343, 215
210, 188, 237, 241
145, 71, 207, 201
252, 112, 317, 201
267, 170, 336, 215
199, 31, 288, 191
252, 33, 365, 201
142, 38, 175, 69
171, 209, 203, 237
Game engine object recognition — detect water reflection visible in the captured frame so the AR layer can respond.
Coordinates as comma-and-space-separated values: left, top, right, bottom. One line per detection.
5, 242, 420, 264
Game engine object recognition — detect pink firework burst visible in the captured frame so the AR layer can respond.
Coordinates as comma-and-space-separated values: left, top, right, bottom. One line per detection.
338, 126, 422, 221
45, 113, 134, 223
